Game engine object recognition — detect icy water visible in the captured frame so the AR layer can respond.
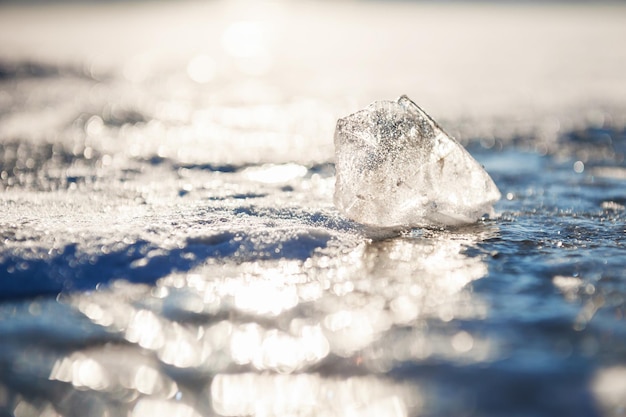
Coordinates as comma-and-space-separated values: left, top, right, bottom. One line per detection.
2, 1, 626, 417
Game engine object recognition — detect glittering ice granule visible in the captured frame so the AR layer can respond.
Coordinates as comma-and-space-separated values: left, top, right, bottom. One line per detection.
334, 95, 501, 227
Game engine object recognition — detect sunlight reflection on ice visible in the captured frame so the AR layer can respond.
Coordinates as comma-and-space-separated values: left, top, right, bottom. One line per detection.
211, 373, 419, 417
52, 226, 495, 414
316, 231, 493, 361
69, 228, 495, 367
74, 94, 336, 165
126, 309, 165, 350
591, 366, 626, 415
230, 323, 329, 372
234, 281, 299, 315
132, 399, 201, 417
243, 163, 307, 184
49, 347, 178, 397
50, 355, 109, 391
157, 323, 211, 368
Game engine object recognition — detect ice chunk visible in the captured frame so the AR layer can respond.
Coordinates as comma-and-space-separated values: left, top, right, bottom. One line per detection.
334, 95, 501, 227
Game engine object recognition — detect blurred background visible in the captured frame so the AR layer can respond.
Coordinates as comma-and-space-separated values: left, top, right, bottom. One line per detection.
2, 0, 626, 155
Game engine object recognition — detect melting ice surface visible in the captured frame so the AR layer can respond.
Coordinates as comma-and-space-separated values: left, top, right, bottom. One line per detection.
334, 96, 501, 227
2, 2, 626, 417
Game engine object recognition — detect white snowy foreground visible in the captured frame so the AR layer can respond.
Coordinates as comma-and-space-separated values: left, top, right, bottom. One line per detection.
1, 1, 626, 417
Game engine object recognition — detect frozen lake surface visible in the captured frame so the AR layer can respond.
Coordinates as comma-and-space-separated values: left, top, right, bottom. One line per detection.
1, 1, 626, 416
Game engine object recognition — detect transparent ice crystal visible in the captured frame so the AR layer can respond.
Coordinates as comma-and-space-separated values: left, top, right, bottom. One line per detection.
334, 95, 501, 227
